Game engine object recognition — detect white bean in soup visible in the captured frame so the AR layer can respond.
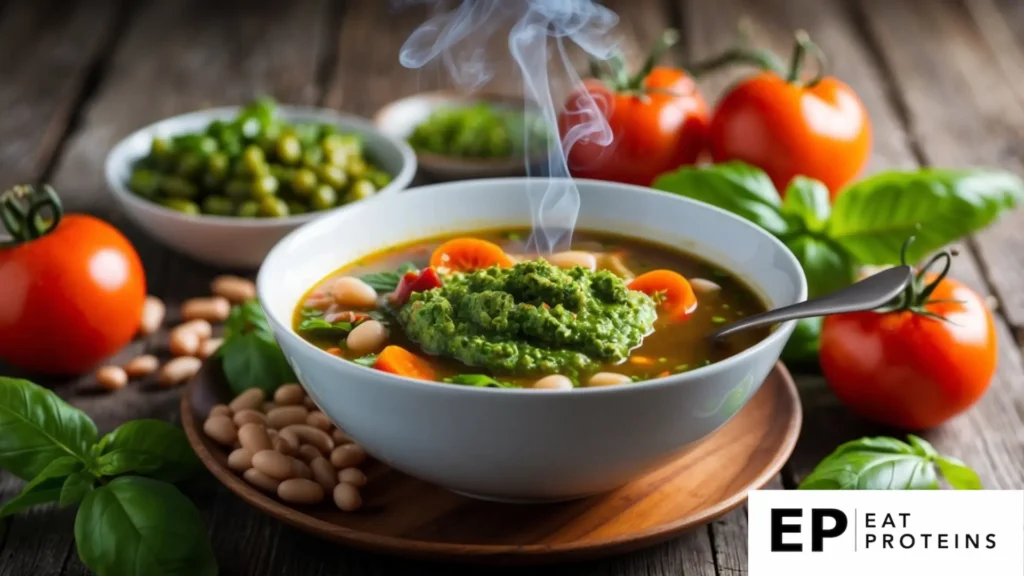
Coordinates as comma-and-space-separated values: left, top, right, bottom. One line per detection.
293, 229, 770, 389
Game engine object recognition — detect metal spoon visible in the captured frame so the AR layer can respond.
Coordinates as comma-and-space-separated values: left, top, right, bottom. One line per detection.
708, 265, 914, 341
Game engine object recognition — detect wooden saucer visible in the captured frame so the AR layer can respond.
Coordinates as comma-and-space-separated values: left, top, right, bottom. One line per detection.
181, 362, 801, 564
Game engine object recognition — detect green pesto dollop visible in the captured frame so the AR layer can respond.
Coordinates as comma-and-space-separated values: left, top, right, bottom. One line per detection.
395, 259, 658, 380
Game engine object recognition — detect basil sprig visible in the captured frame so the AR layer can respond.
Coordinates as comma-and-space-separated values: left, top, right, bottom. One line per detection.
359, 262, 419, 292
799, 435, 981, 490
0, 377, 214, 575
653, 162, 1024, 366
217, 299, 296, 396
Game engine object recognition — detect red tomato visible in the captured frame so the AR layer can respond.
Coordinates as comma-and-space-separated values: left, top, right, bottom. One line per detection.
0, 186, 146, 375
559, 31, 709, 187
820, 266, 996, 430
703, 32, 871, 198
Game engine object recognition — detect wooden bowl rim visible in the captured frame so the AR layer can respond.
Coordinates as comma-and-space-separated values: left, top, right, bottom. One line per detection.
181, 361, 801, 561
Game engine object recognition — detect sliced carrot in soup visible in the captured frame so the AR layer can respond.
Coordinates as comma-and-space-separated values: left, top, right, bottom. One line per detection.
628, 269, 698, 320
373, 345, 437, 381
429, 238, 515, 272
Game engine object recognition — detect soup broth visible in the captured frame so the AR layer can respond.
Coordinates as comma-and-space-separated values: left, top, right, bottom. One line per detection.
293, 229, 769, 388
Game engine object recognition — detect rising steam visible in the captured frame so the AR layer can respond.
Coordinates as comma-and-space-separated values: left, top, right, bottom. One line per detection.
398, 0, 619, 253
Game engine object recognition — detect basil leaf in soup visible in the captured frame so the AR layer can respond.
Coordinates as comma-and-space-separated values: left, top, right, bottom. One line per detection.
828, 169, 1024, 264
445, 374, 518, 388
95, 419, 199, 483
352, 354, 378, 367
0, 377, 97, 480
0, 456, 82, 518
359, 262, 420, 292
652, 161, 794, 236
75, 477, 217, 576
296, 317, 354, 337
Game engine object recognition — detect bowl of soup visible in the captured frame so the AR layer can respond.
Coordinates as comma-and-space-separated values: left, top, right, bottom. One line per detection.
257, 178, 806, 502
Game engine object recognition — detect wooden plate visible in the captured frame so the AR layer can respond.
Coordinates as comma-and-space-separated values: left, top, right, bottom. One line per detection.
181, 361, 801, 564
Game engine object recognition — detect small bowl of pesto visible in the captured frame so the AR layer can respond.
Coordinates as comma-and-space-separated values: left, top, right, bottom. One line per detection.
373, 91, 550, 181
105, 98, 416, 268
257, 177, 807, 502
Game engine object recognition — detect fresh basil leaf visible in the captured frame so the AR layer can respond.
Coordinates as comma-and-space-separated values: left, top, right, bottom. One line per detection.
96, 420, 199, 483
220, 332, 297, 396
59, 471, 95, 508
75, 477, 217, 576
799, 438, 938, 490
360, 262, 419, 292
296, 317, 354, 337
222, 299, 271, 340
0, 377, 97, 480
785, 235, 856, 299
782, 176, 831, 231
828, 170, 1024, 264
781, 317, 822, 369
906, 434, 938, 458
652, 162, 794, 236
352, 354, 378, 367
0, 456, 82, 517
936, 455, 983, 490
444, 374, 517, 388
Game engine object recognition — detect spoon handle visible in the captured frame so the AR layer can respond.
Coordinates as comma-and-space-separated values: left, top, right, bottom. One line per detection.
709, 265, 914, 340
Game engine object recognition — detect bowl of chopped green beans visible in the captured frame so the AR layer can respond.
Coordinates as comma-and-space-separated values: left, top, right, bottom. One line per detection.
106, 98, 416, 268
374, 91, 550, 181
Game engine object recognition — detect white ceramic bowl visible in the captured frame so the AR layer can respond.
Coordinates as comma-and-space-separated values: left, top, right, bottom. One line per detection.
257, 178, 806, 502
373, 91, 548, 181
105, 106, 416, 269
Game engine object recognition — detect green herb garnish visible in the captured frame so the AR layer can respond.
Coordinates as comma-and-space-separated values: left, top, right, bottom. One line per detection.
0, 377, 214, 574
353, 354, 378, 367
443, 374, 519, 388
217, 299, 296, 396
296, 317, 354, 336
359, 262, 419, 292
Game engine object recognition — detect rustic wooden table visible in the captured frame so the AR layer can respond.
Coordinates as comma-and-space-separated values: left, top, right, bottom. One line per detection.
2, 0, 1023, 574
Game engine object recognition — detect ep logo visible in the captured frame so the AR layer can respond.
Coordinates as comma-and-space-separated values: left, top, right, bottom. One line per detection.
771, 508, 848, 552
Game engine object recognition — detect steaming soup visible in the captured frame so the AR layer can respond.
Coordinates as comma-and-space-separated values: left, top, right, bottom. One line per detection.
292, 229, 769, 389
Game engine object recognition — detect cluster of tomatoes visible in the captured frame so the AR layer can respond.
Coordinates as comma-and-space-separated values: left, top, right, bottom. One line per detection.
558, 29, 871, 197
558, 30, 996, 432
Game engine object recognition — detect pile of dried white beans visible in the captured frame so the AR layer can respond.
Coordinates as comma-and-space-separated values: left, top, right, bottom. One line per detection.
93, 275, 256, 391
202, 384, 367, 511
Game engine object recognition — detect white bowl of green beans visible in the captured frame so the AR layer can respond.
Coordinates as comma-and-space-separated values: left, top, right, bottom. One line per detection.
105, 99, 416, 269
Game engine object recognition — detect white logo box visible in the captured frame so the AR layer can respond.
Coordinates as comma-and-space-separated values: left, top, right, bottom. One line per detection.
748, 490, 1024, 576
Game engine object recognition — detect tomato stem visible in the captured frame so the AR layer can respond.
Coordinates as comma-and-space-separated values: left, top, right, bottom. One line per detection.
590, 29, 682, 94
687, 46, 785, 79
627, 29, 680, 90
785, 30, 827, 88
0, 185, 63, 247
879, 236, 962, 320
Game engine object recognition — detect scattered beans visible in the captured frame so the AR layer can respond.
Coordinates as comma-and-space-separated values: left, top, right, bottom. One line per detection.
209, 404, 232, 419
267, 405, 309, 429
332, 429, 351, 445
547, 251, 597, 271
227, 448, 254, 472
159, 356, 202, 387
124, 354, 159, 378
278, 478, 324, 505
203, 415, 237, 446
298, 444, 322, 463
96, 366, 128, 391
330, 277, 378, 309
333, 483, 362, 511
176, 319, 213, 340
252, 449, 294, 480
139, 296, 166, 336
199, 337, 223, 359
169, 327, 201, 357
243, 468, 280, 493
280, 425, 334, 454
233, 409, 266, 426
346, 320, 387, 354
534, 374, 573, 390
306, 411, 332, 432
211, 275, 257, 303
311, 457, 337, 492
588, 372, 631, 387
273, 383, 305, 406
230, 388, 265, 412
181, 296, 231, 322
338, 467, 367, 488
330, 443, 366, 469
238, 423, 272, 452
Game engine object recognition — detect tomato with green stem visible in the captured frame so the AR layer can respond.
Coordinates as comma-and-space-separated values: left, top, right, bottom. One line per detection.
0, 185, 146, 375
558, 29, 710, 187
692, 30, 871, 199
819, 242, 996, 430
